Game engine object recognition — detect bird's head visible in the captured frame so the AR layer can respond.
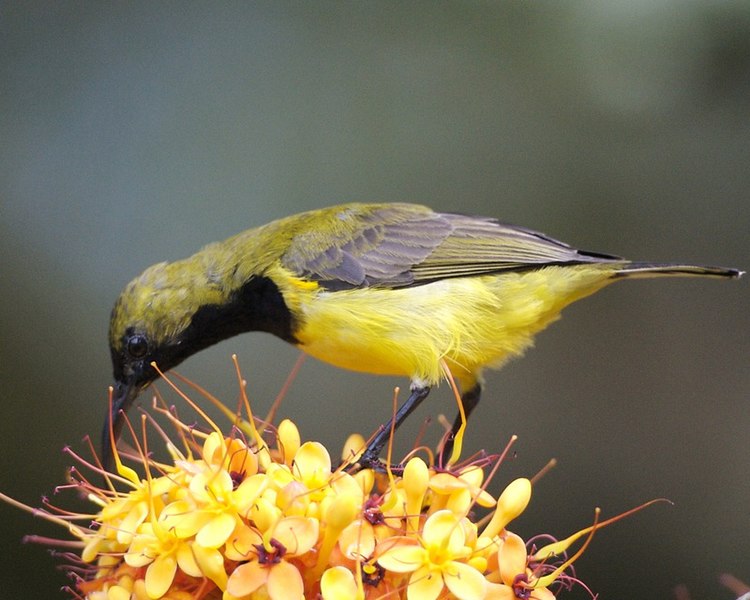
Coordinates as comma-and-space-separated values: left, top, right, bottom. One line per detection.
105, 257, 232, 460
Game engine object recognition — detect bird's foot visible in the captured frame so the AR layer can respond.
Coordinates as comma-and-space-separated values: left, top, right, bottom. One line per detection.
344, 447, 407, 475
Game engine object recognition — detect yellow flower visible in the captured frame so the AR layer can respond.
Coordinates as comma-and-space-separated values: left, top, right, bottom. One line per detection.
484, 531, 555, 600
225, 516, 319, 600
123, 518, 201, 598
0, 360, 659, 599
377, 509, 487, 600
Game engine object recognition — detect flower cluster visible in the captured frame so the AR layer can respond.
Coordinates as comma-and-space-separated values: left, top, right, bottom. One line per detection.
3, 364, 651, 600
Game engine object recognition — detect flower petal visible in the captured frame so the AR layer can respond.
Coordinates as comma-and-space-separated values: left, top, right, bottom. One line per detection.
443, 561, 487, 600
484, 582, 516, 600
107, 585, 132, 600
116, 500, 148, 545
407, 565, 444, 600
267, 561, 305, 600
249, 496, 282, 533
189, 469, 234, 504
331, 470, 368, 499
81, 536, 104, 563
378, 543, 426, 573
145, 553, 177, 599
321, 566, 361, 600
277, 419, 301, 466
292, 441, 332, 488
529, 585, 556, 600
226, 561, 266, 597
226, 437, 258, 476
339, 520, 375, 560
224, 523, 263, 562
196, 512, 237, 548
421, 509, 465, 554
160, 500, 211, 539
458, 465, 484, 488
498, 532, 528, 585
192, 544, 229, 589
272, 516, 319, 556
429, 472, 466, 494
234, 473, 271, 514
201, 431, 225, 464
176, 543, 202, 577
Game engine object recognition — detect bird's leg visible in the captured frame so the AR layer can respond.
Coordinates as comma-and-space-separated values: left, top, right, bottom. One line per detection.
356, 385, 431, 470
439, 383, 482, 465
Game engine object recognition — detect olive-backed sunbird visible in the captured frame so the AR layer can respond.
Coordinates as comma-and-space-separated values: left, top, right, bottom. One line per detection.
106, 202, 741, 465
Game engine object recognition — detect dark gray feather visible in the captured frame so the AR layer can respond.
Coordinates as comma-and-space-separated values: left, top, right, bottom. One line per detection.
281, 204, 622, 289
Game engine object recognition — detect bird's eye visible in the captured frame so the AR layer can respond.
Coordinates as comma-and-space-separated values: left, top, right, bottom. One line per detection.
126, 334, 149, 359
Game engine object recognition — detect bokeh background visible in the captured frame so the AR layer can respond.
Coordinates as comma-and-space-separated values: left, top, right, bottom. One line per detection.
2, 3, 748, 599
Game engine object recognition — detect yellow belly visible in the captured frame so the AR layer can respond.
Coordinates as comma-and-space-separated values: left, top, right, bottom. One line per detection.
290, 265, 615, 388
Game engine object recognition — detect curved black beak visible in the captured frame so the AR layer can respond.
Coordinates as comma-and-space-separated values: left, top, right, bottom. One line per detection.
101, 379, 140, 471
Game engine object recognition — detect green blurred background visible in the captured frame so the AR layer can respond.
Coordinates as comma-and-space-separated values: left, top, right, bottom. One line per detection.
1, 3, 748, 599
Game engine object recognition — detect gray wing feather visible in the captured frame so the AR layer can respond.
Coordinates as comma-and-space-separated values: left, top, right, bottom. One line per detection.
282, 204, 620, 289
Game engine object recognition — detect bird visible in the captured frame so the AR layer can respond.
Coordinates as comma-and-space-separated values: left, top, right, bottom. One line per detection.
106, 202, 741, 467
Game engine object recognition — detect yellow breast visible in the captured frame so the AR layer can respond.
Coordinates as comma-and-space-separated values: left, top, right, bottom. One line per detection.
284, 264, 616, 389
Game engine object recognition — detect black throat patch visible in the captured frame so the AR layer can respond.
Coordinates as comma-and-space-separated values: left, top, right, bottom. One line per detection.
152, 275, 298, 373
189, 275, 298, 346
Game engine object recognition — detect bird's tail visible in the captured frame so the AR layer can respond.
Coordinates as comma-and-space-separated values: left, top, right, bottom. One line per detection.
613, 262, 743, 280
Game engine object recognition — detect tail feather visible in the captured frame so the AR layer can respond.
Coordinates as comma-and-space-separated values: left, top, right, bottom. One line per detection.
613, 262, 743, 279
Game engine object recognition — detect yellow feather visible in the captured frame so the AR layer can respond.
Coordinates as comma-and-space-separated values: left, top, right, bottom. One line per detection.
289, 263, 616, 389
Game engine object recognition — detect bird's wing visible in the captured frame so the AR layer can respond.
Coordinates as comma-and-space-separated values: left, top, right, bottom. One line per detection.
281, 203, 621, 289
